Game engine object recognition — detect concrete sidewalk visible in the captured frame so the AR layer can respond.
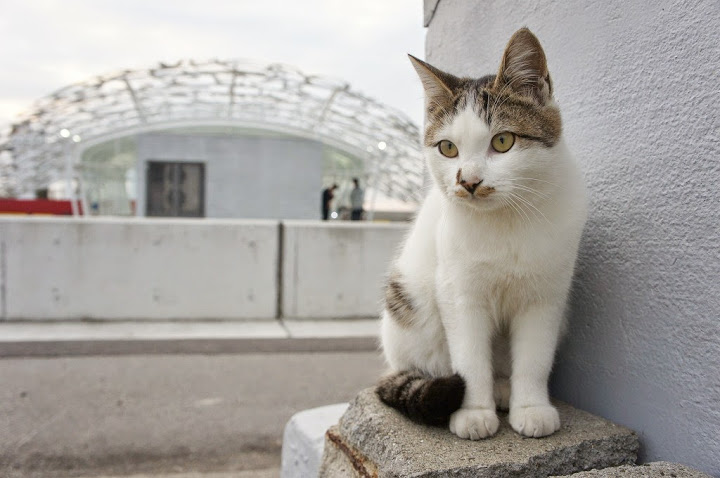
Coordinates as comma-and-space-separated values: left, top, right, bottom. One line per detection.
95, 473, 277, 478
0, 349, 385, 477
6, 471, 277, 478
0, 319, 379, 357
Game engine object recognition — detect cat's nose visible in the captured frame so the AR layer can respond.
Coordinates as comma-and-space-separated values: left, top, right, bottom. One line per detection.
461, 180, 483, 194
457, 170, 483, 194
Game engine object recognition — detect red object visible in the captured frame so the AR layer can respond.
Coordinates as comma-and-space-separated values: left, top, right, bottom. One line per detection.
0, 198, 83, 215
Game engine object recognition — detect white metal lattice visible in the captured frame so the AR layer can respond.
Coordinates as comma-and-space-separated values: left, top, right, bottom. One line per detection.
0, 59, 424, 203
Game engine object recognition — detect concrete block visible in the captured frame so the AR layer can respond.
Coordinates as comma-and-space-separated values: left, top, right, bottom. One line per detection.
559, 462, 713, 477
319, 388, 639, 478
282, 221, 408, 318
281, 403, 349, 478
0, 217, 278, 320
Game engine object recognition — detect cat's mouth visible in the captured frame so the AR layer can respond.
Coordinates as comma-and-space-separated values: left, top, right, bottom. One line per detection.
453, 185, 495, 200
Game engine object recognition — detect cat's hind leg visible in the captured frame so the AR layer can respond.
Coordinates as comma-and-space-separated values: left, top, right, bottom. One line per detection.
379, 309, 452, 377
378, 308, 463, 426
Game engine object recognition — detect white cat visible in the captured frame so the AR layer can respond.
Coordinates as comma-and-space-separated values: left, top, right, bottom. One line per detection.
377, 28, 587, 440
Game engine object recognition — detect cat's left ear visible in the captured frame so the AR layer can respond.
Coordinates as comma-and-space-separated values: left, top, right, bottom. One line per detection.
408, 54, 462, 107
495, 28, 553, 104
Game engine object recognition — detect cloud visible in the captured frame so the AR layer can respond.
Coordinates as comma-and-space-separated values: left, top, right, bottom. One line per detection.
0, 0, 425, 128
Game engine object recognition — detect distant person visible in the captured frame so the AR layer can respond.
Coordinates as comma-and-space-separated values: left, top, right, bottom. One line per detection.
350, 178, 365, 221
321, 184, 338, 220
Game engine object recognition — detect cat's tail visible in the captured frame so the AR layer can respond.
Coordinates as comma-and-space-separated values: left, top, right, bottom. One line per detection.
375, 370, 465, 427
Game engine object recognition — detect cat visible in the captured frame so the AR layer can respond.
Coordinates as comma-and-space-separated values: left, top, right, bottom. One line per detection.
376, 28, 587, 440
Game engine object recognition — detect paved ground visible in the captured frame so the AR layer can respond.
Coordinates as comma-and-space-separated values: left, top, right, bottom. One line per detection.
0, 350, 385, 477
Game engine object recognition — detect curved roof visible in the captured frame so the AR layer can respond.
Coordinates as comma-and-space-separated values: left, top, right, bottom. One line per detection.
0, 59, 424, 202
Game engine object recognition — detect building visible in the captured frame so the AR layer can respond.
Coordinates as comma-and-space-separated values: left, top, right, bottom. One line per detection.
0, 59, 423, 220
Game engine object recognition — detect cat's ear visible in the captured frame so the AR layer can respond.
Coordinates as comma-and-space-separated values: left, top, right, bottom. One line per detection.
408, 54, 461, 106
494, 28, 553, 104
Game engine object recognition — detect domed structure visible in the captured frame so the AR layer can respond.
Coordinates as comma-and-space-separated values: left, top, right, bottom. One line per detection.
0, 59, 424, 219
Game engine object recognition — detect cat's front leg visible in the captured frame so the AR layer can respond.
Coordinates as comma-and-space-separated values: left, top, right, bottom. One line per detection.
509, 303, 564, 438
437, 278, 498, 440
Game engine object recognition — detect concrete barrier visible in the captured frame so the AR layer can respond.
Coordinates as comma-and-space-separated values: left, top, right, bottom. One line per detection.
0, 217, 279, 320
281, 403, 349, 478
281, 221, 408, 319
0, 217, 407, 321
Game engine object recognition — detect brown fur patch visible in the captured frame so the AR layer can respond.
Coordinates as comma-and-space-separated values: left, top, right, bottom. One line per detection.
423, 88, 466, 147
385, 271, 415, 327
474, 185, 495, 198
485, 92, 561, 147
423, 81, 561, 148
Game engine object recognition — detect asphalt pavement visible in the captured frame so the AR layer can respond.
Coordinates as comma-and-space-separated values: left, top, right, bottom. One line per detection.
0, 350, 385, 477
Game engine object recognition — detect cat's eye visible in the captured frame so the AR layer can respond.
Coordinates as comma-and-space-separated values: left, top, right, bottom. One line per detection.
438, 140, 458, 158
491, 132, 515, 153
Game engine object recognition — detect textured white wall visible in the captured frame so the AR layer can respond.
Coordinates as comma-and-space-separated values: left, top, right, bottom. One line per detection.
282, 221, 408, 318
425, 1, 719, 474
137, 133, 324, 220
0, 217, 279, 320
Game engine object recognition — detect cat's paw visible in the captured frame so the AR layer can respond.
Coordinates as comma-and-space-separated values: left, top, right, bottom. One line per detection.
449, 408, 499, 440
509, 405, 560, 438
493, 378, 510, 411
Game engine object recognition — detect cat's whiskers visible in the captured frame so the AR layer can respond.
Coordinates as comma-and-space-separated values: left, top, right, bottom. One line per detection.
508, 183, 551, 200
506, 194, 535, 226
499, 196, 523, 224
508, 191, 554, 228
507, 177, 566, 189
505, 193, 532, 227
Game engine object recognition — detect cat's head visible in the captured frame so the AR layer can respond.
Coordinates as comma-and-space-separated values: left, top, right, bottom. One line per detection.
411, 28, 562, 213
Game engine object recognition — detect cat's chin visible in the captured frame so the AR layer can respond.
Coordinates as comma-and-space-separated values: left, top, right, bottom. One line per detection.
447, 194, 503, 213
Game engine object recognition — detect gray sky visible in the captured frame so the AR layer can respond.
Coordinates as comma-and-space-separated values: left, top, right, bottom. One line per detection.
0, 0, 427, 130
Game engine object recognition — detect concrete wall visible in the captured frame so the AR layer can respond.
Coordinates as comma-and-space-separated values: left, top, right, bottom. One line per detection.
282, 221, 408, 318
424, 1, 719, 474
136, 133, 324, 220
0, 217, 408, 321
0, 217, 279, 320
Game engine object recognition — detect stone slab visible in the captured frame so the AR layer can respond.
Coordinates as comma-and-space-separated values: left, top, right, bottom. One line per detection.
559, 461, 713, 477
281, 403, 349, 478
319, 388, 639, 477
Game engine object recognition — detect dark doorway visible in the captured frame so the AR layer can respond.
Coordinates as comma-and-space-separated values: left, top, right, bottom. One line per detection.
146, 161, 205, 217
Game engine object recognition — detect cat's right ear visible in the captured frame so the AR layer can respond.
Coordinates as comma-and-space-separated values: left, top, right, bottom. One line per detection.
408, 55, 460, 106
494, 28, 553, 104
